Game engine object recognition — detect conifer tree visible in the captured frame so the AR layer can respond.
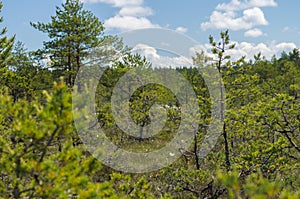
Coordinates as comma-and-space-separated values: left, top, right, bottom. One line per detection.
0, 2, 14, 68
31, 0, 104, 85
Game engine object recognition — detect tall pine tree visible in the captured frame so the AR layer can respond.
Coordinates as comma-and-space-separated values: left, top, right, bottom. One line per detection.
0, 2, 14, 68
31, 0, 104, 85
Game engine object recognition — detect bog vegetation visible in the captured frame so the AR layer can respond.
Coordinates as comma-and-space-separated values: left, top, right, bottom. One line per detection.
0, 0, 299, 198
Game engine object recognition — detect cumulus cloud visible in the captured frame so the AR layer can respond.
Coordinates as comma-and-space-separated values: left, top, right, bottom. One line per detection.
244, 28, 265, 37
82, 0, 189, 33
82, 0, 158, 31
230, 41, 297, 60
192, 41, 297, 62
201, 0, 277, 37
132, 44, 192, 68
216, 0, 277, 11
128, 40, 297, 69
175, 27, 188, 33
119, 6, 153, 17
130, 42, 297, 69
201, 7, 268, 31
104, 16, 158, 31
275, 42, 297, 52
81, 0, 143, 7
132, 44, 160, 59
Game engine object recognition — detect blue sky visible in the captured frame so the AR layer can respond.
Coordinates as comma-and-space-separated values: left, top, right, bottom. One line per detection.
1, 0, 300, 60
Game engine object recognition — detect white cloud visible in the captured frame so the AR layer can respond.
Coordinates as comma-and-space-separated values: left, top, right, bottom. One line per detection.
81, 0, 143, 7
216, 0, 242, 11
119, 6, 153, 17
275, 42, 297, 52
132, 43, 192, 68
131, 41, 298, 68
234, 41, 297, 60
202, 0, 277, 37
246, 0, 277, 8
83, 0, 188, 33
244, 28, 265, 37
85, 0, 159, 31
201, 7, 268, 31
104, 16, 158, 31
189, 44, 212, 58
195, 41, 297, 61
175, 27, 188, 33
216, 0, 277, 11
132, 44, 160, 59
130, 41, 297, 68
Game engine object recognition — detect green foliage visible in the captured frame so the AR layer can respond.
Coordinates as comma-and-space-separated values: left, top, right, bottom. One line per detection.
31, 0, 105, 85
0, 2, 15, 68
0, 2, 300, 198
216, 171, 300, 199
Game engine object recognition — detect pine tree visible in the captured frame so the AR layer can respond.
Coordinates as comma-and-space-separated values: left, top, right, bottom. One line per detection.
209, 30, 236, 169
31, 0, 104, 85
0, 2, 14, 68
